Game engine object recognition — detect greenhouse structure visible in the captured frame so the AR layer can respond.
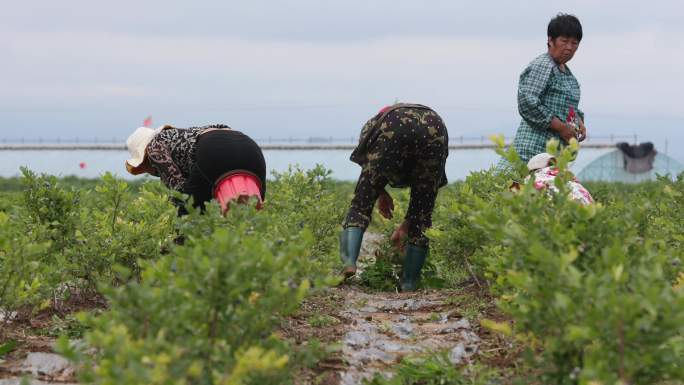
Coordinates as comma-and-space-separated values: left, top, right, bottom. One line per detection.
577, 142, 684, 183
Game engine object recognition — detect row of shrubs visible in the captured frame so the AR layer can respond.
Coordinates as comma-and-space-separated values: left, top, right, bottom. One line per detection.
4, 140, 684, 384
425, 139, 684, 384
1, 166, 345, 384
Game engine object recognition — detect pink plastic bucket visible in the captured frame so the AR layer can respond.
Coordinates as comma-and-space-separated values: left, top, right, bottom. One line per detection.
213, 172, 263, 213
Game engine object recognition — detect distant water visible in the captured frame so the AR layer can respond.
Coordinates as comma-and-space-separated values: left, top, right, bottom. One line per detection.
0, 148, 613, 181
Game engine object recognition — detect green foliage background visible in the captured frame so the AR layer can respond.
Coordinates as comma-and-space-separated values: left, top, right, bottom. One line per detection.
2, 150, 684, 384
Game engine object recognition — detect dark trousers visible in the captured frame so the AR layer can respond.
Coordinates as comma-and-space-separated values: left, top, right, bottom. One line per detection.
185, 130, 266, 211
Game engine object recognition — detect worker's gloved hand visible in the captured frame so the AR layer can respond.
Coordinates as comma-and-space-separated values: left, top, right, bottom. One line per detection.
377, 191, 394, 219
390, 220, 409, 253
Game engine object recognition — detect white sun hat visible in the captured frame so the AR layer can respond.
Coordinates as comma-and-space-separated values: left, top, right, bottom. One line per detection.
527, 152, 555, 171
125, 126, 162, 172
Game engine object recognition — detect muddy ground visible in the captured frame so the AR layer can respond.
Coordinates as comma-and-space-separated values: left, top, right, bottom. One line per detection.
0, 291, 102, 384
283, 233, 518, 384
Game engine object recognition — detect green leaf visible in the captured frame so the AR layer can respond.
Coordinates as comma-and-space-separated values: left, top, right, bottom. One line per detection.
554, 292, 571, 310
565, 325, 591, 342
0, 340, 17, 357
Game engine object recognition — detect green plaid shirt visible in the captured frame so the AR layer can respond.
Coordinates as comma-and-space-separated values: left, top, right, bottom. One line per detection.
509, 52, 584, 163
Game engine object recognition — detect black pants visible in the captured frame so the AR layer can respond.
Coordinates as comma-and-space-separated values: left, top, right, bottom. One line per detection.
185, 130, 266, 210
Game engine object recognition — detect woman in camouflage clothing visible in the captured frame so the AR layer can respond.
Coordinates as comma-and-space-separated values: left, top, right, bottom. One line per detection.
340, 104, 449, 291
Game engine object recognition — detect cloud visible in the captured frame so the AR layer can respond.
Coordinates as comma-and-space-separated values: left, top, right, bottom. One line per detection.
0, 0, 683, 155
3, 26, 681, 113
574, 27, 684, 120
3, 0, 683, 41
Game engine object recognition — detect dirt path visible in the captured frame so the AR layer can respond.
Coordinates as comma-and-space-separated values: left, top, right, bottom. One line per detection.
0, 351, 77, 385
0, 323, 78, 385
336, 287, 482, 384
286, 233, 511, 385
0, 293, 100, 384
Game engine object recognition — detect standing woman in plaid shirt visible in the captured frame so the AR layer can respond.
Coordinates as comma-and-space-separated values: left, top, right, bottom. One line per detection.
506, 13, 587, 165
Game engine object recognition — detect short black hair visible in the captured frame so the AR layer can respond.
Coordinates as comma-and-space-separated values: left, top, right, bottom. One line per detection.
547, 13, 582, 42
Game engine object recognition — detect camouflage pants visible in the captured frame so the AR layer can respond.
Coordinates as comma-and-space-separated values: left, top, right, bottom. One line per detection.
343, 108, 448, 247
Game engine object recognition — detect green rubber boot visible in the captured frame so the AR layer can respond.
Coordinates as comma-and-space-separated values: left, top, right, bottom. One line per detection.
400, 244, 428, 292
340, 227, 364, 278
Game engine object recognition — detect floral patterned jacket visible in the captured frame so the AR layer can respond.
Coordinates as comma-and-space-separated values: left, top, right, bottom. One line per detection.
525, 166, 594, 205
146, 124, 229, 192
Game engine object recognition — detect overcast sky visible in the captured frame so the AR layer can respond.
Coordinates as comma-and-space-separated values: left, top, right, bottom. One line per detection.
1, 0, 682, 157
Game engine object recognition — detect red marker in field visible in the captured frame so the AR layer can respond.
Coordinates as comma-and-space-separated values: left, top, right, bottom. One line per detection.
143, 116, 153, 127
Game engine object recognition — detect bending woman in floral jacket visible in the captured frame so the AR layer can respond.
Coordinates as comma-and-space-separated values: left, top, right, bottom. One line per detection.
125, 124, 266, 214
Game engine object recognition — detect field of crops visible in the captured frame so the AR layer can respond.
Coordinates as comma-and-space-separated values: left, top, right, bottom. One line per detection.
1, 141, 684, 384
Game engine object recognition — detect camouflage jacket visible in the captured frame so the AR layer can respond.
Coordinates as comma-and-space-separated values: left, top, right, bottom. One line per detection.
350, 103, 433, 166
